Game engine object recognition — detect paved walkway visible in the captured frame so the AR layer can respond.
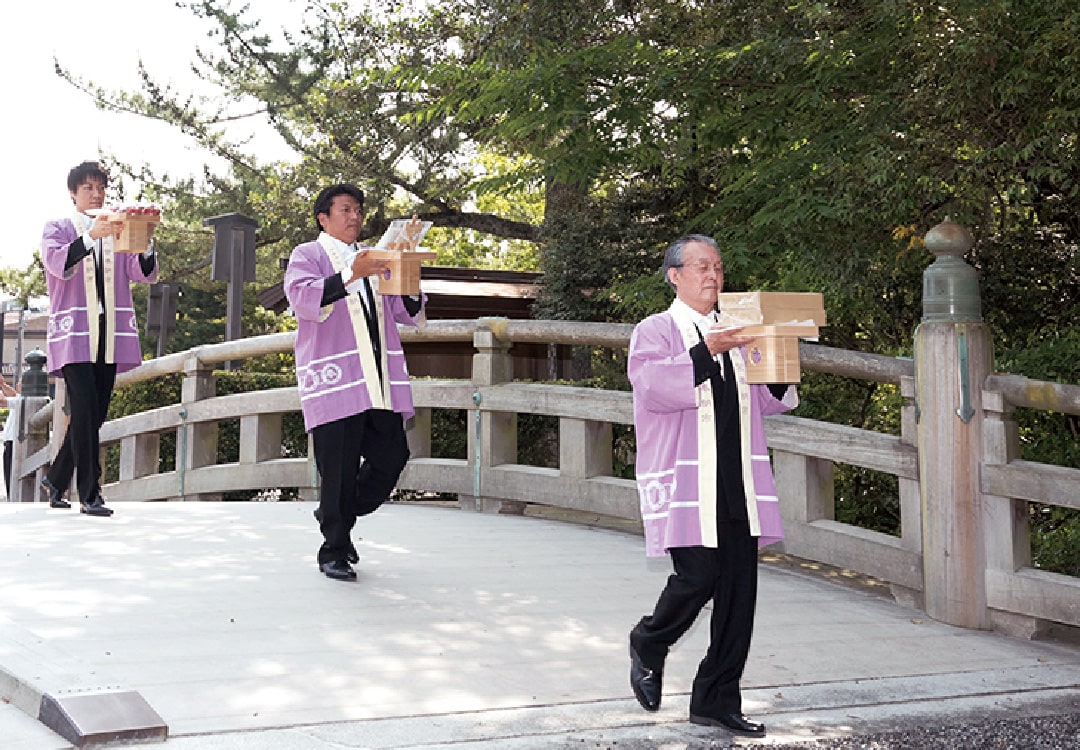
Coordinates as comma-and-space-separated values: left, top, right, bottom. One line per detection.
0, 501, 1077, 749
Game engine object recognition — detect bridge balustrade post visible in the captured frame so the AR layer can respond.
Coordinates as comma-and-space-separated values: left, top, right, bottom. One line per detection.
467, 318, 520, 513
914, 218, 993, 629
773, 451, 834, 529
299, 432, 318, 502
405, 407, 432, 460
889, 375, 925, 609
980, 388, 1046, 638
178, 356, 220, 501
119, 433, 160, 482
560, 418, 612, 480
239, 414, 282, 464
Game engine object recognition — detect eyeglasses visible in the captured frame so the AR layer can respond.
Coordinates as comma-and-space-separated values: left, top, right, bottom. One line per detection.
675, 262, 724, 275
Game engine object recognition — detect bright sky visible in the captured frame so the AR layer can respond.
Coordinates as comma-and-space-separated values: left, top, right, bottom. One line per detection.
3, 0, 302, 273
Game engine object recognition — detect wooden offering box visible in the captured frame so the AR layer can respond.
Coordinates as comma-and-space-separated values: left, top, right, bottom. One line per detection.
368, 249, 437, 296
717, 293, 827, 384
106, 210, 161, 254
717, 291, 827, 328
372, 216, 436, 296
738, 325, 809, 383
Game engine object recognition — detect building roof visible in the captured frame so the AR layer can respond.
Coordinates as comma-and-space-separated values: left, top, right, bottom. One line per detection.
258, 266, 542, 320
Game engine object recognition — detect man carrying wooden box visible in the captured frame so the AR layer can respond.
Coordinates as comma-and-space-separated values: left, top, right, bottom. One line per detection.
284, 184, 427, 582
716, 291, 826, 383
627, 234, 800, 738
40, 161, 159, 516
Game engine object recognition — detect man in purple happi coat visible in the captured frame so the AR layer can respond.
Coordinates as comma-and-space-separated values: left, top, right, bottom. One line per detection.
284, 184, 426, 581
627, 235, 798, 738
41, 161, 158, 516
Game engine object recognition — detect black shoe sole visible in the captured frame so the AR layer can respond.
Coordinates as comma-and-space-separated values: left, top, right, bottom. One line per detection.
688, 714, 766, 737
319, 562, 357, 581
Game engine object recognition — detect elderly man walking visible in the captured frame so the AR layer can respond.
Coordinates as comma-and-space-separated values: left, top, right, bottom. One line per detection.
626, 234, 798, 738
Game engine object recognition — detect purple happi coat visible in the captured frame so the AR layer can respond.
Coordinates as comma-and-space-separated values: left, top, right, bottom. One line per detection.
284, 237, 425, 432
42, 215, 158, 376
628, 303, 796, 557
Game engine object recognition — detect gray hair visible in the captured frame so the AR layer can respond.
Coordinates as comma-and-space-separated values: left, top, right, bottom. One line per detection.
662, 234, 719, 290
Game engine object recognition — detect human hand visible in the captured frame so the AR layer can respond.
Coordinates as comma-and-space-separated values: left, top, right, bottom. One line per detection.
704, 325, 755, 356
89, 214, 123, 241
350, 248, 390, 280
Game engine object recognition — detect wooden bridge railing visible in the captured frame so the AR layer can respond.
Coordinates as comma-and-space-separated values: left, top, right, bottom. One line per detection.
7, 318, 1079, 638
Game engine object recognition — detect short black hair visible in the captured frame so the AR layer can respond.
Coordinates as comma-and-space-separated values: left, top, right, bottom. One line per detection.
67, 161, 109, 194
313, 183, 365, 230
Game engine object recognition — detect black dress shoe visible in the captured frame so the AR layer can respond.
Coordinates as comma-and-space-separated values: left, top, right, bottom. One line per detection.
629, 641, 663, 712
689, 712, 766, 737
314, 508, 359, 563
320, 560, 357, 581
41, 477, 71, 508
79, 495, 114, 517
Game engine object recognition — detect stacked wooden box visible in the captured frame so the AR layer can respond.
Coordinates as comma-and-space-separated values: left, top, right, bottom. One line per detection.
717, 292, 827, 383
102, 207, 162, 254
369, 216, 436, 296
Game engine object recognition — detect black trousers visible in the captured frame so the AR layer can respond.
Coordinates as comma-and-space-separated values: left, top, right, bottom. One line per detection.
47, 362, 117, 505
311, 409, 410, 565
3, 441, 11, 499
630, 520, 759, 718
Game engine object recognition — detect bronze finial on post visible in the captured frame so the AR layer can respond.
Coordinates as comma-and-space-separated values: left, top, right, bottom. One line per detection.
922, 217, 981, 323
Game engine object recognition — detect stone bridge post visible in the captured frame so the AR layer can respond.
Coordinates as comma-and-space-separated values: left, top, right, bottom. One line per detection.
915, 218, 993, 628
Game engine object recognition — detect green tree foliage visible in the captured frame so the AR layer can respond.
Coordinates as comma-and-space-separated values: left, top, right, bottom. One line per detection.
38, 0, 1079, 571
0, 254, 47, 307
40, 1, 1080, 352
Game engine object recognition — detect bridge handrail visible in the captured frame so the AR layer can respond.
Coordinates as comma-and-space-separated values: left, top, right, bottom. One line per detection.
9, 318, 1078, 636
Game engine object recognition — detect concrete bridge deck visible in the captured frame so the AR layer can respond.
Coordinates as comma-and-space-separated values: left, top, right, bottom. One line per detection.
1, 501, 1077, 749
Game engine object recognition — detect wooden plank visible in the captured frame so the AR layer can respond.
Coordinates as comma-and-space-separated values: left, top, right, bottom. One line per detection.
982, 461, 1080, 509
182, 460, 312, 496
985, 374, 1080, 415
411, 380, 478, 409
482, 465, 639, 520
480, 383, 634, 424
986, 568, 1080, 627
778, 519, 923, 590
766, 415, 918, 478
398, 458, 472, 496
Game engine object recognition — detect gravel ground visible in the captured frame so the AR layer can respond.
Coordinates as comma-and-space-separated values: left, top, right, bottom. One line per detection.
758, 714, 1080, 749
549, 713, 1080, 750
